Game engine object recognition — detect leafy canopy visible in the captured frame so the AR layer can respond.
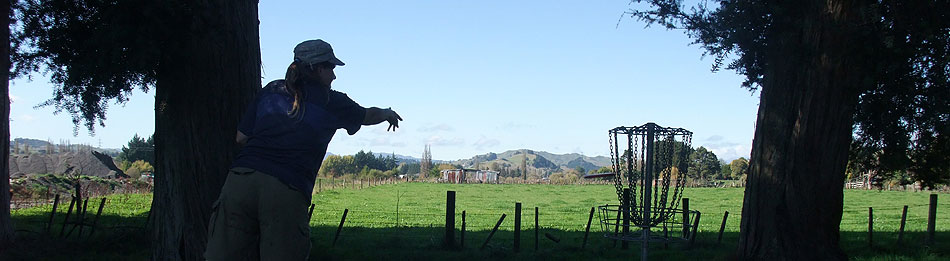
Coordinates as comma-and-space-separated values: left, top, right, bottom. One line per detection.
12, 0, 176, 134
628, 0, 950, 187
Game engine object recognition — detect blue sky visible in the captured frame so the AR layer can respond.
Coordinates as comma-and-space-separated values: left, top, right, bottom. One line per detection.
10, 0, 759, 161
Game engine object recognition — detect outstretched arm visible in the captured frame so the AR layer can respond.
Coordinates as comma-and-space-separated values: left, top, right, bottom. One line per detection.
363, 107, 403, 131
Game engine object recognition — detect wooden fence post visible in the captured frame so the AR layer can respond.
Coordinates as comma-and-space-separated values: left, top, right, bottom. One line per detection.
46, 194, 60, 233
535, 206, 539, 251
868, 207, 874, 247
612, 205, 622, 247
69, 198, 89, 238
717, 211, 729, 245
332, 209, 349, 247
89, 198, 106, 237
59, 197, 76, 237
898, 205, 908, 244
682, 198, 690, 238
515, 202, 522, 252
480, 214, 507, 250
582, 207, 594, 249
445, 191, 456, 249
688, 212, 701, 246
927, 194, 937, 245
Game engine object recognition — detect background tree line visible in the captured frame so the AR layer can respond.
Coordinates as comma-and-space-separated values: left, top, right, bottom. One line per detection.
318, 151, 400, 179
114, 134, 154, 180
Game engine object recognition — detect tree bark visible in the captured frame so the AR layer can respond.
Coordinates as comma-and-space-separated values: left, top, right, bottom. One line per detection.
738, 1, 872, 260
150, 1, 260, 259
0, 0, 13, 249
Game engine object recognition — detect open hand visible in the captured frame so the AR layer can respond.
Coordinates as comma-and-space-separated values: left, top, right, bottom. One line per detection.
386, 108, 403, 131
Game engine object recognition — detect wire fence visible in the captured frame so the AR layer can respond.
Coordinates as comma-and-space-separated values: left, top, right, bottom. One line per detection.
9, 177, 946, 252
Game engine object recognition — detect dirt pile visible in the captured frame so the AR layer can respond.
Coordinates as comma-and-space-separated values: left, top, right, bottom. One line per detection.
9, 151, 128, 179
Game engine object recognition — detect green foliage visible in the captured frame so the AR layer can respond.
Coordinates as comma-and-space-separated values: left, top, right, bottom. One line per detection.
124, 160, 154, 179
547, 172, 579, 184
12, 0, 172, 132
688, 147, 720, 180
398, 162, 420, 175
573, 166, 586, 176
719, 162, 731, 180
730, 157, 749, 181
117, 134, 154, 165
116, 160, 132, 172
729, 157, 749, 179
591, 166, 612, 174
628, 0, 950, 187
320, 151, 400, 178
319, 155, 356, 177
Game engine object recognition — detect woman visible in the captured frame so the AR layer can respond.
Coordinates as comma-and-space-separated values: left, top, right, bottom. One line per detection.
205, 39, 402, 260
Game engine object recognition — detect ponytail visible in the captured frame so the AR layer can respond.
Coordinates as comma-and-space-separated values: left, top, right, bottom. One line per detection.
285, 62, 305, 119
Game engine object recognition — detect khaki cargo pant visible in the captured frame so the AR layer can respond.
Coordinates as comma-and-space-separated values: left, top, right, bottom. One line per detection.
205, 167, 311, 260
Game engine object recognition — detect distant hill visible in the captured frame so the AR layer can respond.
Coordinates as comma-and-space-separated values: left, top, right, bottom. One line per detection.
452, 149, 611, 171
328, 151, 445, 164
565, 157, 599, 171
12, 138, 51, 149
370, 152, 423, 163
11, 137, 120, 157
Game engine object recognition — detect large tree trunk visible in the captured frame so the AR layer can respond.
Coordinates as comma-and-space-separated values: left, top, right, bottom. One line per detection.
0, 0, 12, 249
738, 1, 873, 260
150, 1, 260, 259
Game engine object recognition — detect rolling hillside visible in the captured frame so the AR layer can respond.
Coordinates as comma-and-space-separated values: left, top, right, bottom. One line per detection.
452, 149, 610, 171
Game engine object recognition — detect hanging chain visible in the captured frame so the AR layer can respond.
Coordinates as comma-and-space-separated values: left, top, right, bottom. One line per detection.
609, 131, 623, 206
606, 124, 693, 228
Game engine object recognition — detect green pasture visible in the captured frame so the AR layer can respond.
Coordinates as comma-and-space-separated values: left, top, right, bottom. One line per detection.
4, 183, 948, 260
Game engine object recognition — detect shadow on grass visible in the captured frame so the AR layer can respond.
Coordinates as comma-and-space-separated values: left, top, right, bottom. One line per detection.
2, 211, 150, 260
4, 211, 948, 261
312, 227, 950, 260
309, 225, 736, 261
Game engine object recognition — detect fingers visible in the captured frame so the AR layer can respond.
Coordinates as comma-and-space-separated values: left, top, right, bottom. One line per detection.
385, 108, 402, 132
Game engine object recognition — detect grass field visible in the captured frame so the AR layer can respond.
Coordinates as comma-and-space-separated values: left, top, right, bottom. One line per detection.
4, 183, 949, 260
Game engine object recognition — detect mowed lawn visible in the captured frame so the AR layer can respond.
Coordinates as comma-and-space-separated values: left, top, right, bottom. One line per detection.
5, 183, 949, 260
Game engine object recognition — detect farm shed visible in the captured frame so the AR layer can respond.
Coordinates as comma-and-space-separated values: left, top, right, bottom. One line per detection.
440, 169, 499, 183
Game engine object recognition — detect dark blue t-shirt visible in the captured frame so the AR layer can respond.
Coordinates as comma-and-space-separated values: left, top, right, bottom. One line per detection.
232, 80, 366, 196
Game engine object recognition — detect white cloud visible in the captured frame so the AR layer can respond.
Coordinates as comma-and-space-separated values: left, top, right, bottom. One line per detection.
425, 135, 464, 146
472, 136, 500, 150
418, 123, 454, 132
703, 142, 751, 162
705, 135, 724, 142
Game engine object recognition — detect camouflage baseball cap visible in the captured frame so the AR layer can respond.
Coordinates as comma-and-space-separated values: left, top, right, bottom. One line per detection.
293, 39, 345, 66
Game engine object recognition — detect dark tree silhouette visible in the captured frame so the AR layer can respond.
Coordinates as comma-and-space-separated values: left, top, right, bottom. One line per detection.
0, 0, 13, 249
12, 0, 261, 259
627, 0, 949, 259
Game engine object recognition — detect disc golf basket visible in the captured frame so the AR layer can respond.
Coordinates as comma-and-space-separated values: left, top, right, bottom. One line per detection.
597, 122, 699, 259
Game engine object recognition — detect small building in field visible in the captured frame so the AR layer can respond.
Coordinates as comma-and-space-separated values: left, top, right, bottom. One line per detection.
441, 169, 499, 184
